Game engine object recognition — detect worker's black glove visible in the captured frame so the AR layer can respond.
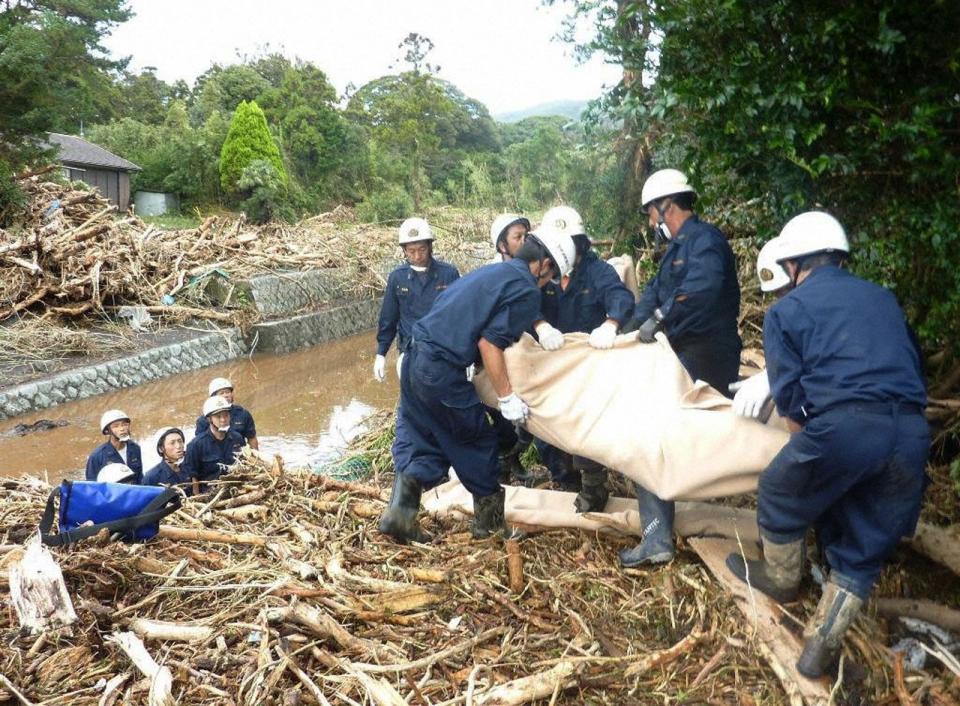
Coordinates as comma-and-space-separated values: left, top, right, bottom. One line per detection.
637, 316, 660, 343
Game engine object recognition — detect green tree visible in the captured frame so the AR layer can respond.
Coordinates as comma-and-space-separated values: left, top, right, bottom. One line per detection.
116, 68, 183, 125
0, 0, 131, 212
219, 100, 286, 194
193, 64, 270, 125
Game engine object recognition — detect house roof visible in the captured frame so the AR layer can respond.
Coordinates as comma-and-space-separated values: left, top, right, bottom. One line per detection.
47, 132, 141, 172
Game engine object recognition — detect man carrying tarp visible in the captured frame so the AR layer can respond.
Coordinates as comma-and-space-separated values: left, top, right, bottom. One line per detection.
378, 226, 577, 543
531, 205, 635, 509
621, 168, 743, 567
726, 212, 929, 678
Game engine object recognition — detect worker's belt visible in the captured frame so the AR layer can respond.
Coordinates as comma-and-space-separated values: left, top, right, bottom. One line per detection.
822, 400, 925, 417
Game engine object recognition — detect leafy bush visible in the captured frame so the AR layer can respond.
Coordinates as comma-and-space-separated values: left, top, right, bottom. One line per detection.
355, 184, 415, 223
219, 101, 286, 195
237, 160, 287, 224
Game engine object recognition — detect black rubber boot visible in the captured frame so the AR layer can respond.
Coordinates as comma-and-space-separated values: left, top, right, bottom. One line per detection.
574, 468, 609, 513
796, 582, 863, 678
619, 483, 676, 567
726, 537, 804, 603
378, 473, 431, 544
497, 444, 537, 486
472, 487, 523, 540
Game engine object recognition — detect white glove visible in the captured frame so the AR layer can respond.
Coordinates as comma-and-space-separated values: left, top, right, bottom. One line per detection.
395, 352, 405, 379
465, 364, 475, 382
729, 371, 772, 419
373, 354, 386, 382
498, 392, 529, 423
588, 320, 618, 349
535, 322, 565, 351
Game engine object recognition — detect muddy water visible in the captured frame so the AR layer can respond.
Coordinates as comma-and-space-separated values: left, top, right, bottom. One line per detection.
0, 332, 399, 482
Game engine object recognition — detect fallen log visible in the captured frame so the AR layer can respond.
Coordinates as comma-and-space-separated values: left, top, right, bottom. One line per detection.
128, 618, 215, 644
688, 537, 831, 706
107, 631, 174, 706
506, 539, 524, 594
264, 602, 398, 661
8, 536, 77, 634
875, 598, 960, 634
157, 525, 266, 546
475, 660, 580, 705
910, 522, 960, 577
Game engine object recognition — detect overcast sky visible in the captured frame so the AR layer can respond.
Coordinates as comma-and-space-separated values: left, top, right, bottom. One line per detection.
102, 0, 621, 115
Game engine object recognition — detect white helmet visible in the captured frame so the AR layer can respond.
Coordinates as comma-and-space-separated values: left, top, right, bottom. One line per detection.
529, 227, 576, 278
202, 394, 232, 418
489, 213, 530, 248
756, 239, 791, 293
775, 211, 849, 263
641, 168, 697, 208
208, 377, 233, 396
540, 205, 585, 239
398, 217, 433, 245
100, 409, 130, 435
97, 462, 135, 484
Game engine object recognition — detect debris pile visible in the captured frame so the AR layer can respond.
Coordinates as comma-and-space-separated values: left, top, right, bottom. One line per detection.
0, 178, 491, 324
1, 446, 959, 705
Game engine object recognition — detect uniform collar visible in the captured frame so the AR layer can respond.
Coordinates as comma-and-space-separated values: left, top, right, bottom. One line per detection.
798, 263, 845, 286
673, 214, 700, 241
506, 257, 537, 284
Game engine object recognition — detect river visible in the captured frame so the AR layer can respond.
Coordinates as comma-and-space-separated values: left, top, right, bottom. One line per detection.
0, 331, 398, 482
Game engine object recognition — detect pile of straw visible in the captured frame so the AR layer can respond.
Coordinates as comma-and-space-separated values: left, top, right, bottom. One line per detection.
2, 444, 958, 705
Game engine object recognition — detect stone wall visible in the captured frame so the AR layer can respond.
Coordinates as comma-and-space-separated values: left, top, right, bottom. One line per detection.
251, 299, 381, 354
246, 268, 365, 318
0, 328, 247, 421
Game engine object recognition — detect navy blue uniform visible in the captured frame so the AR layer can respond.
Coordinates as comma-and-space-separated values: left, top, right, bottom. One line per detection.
538, 250, 636, 481
377, 260, 460, 356
143, 461, 193, 495
85, 441, 143, 483
182, 430, 246, 483
541, 251, 635, 334
634, 216, 742, 394
759, 265, 928, 599
194, 404, 257, 442
392, 259, 541, 497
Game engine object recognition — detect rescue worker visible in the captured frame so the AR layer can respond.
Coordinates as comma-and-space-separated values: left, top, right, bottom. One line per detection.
194, 377, 258, 449
379, 226, 577, 544
85, 409, 143, 483
183, 395, 246, 489
535, 205, 635, 508
728, 238, 792, 419
374, 217, 460, 382
487, 213, 537, 485
621, 168, 742, 568
96, 462, 137, 484
725, 212, 929, 678
490, 213, 531, 262
143, 427, 193, 495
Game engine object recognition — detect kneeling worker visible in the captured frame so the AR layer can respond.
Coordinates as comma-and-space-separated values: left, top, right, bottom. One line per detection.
86, 409, 143, 483
379, 226, 577, 543
726, 212, 929, 678
195, 377, 258, 450
183, 395, 246, 490
143, 427, 194, 495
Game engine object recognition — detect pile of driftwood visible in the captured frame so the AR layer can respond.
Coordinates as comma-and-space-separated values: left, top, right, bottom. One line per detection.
2, 444, 960, 706
0, 177, 491, 325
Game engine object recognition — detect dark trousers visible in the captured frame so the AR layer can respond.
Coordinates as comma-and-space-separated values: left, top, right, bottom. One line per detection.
392, 345, 501, 497
757, 403, 929, 599
674, 336, 741, 399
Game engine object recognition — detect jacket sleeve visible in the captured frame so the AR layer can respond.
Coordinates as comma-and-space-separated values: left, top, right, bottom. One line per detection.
659, 236, 728, 339
181, 442, 200, 479
84, 450, 99, 481
633, 273, 660, 325
244, 411, 257, 439
481, 289, 541, 349
595, 262, 635, 326
194, 415, 207, 437
764, 302, 809, 424
376, 272, 400, 356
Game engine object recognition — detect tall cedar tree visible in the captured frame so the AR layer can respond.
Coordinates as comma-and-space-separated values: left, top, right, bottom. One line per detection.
218, 100, 286, 194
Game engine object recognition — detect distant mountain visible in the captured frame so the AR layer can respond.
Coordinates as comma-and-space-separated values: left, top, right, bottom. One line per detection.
494, 99, 589, 124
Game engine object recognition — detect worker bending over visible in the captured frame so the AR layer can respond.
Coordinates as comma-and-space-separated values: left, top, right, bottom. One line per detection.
379, 226, 577, 543
621, 168, 742, 568
726, 212, 929, 678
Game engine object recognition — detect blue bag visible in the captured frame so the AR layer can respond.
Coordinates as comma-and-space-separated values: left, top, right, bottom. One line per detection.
40, 480, 181, 546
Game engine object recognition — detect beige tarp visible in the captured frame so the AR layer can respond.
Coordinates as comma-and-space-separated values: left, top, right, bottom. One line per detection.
474, 333, 789, 501
422, 479, 761, 545
604, 254, 640, 301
